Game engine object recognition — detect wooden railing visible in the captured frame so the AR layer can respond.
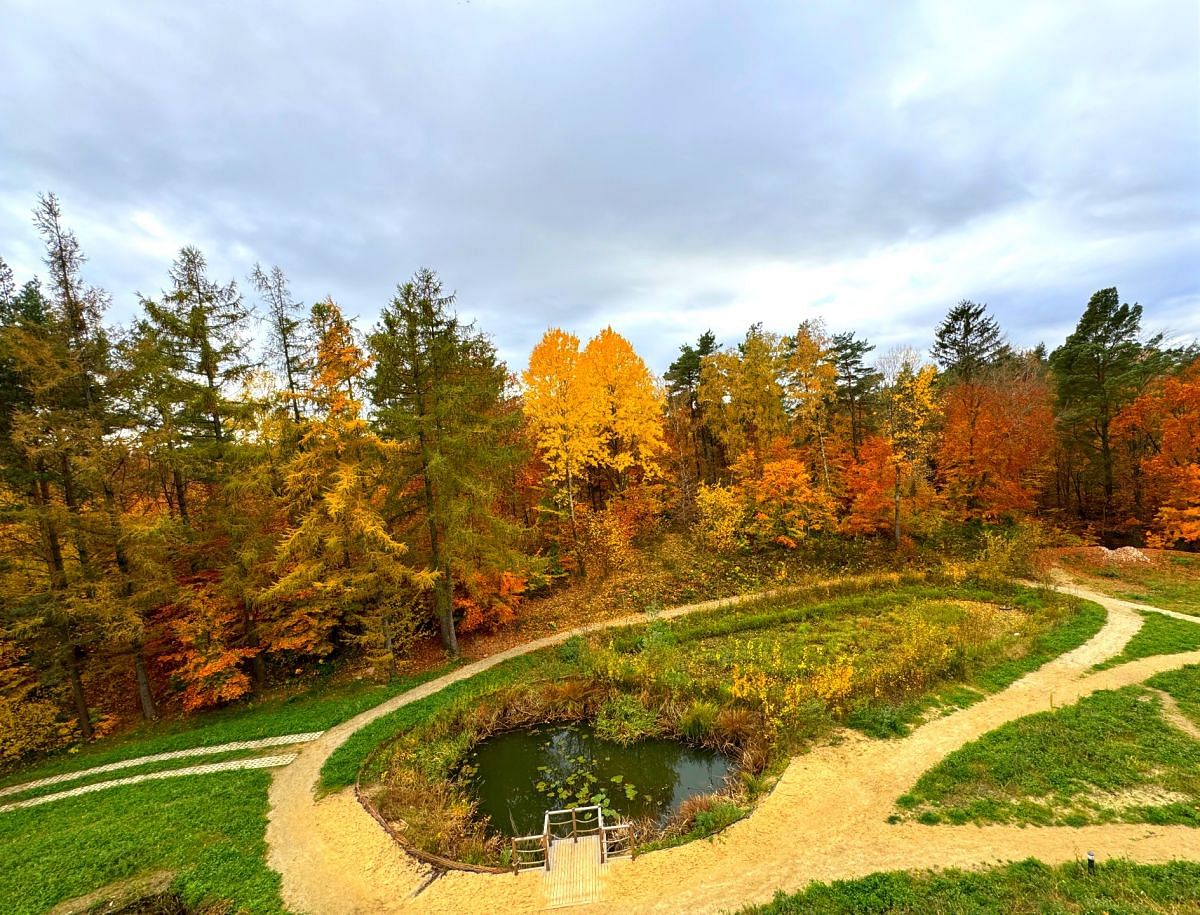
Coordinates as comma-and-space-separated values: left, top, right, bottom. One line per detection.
511, 805, 632, 872
601, 821, 633, 863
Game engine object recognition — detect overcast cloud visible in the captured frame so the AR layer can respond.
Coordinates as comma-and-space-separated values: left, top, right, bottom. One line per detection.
2, 0, 1197, 372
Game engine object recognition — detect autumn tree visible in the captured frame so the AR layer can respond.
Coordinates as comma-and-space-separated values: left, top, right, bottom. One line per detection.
782, 321, 837, 489
881, 354, 939, 546
265, 299, 432, 676
522, 329, 601, 561
1114, 357, 1200, 546
580, 327, 666, 492
368, 269, 525, 657
936, 357, 1054, 521
697, 324, 788, 478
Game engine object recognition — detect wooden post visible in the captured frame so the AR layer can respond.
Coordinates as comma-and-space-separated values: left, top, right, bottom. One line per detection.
571, 808, 578, 842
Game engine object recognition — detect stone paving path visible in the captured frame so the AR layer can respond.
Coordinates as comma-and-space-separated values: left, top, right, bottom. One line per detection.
0, 731, 323, 799
0, 753, 300, 813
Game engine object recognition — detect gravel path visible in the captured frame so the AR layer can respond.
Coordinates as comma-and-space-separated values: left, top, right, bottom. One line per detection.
0, 732, 324, 799
265, 581, 1200, 914
0, 753, 299, 813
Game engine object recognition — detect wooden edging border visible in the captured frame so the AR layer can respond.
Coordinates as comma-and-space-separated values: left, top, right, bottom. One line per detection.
353, 782, 510, 875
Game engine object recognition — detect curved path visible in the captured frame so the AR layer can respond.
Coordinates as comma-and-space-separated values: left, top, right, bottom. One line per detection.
266, 581, 1200, 914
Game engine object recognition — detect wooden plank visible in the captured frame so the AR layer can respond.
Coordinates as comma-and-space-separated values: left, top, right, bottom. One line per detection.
543, 835, 603, 908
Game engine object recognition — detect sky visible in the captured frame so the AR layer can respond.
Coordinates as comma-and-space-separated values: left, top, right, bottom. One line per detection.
2, 0, 1198, 374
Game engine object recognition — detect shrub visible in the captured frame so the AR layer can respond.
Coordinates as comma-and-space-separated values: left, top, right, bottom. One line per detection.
694, 483, 743, 552
678, 700, 719, 741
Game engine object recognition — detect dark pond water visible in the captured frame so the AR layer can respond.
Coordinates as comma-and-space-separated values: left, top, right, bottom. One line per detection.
463, 723, 733, 837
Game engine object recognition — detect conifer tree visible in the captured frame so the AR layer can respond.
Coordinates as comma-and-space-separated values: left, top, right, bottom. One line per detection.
1050, 288, 1163, 525
369, 269, 524, 657
266, 298, 432, 672
931, 300, 1006, 383
829, 332, 880, 459
251, 263, 311, 425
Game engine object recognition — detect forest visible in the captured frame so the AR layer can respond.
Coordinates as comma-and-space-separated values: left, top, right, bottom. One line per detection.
1, 192, 1198, 766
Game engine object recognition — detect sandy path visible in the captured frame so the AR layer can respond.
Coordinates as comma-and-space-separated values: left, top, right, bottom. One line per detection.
267, 581, 1200, 914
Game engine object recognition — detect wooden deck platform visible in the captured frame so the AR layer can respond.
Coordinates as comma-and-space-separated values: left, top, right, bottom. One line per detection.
542, 834, 604, 908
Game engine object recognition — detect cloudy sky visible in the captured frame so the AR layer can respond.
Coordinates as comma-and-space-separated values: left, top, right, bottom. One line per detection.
2, 1, 1197, 373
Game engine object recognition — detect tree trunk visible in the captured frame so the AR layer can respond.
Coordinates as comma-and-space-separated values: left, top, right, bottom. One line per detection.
418, 427, 458, 656
59, 453, 91, 574
893, 462, 902, 549
173, 468, 190, 526
241, 598, 266, 690
65, 642, 94, 741
566, 461, 585, 578
133, 647, 157, 721
31, 470, 67, 589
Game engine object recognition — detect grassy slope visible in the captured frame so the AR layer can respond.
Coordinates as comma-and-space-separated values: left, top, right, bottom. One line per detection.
0, 771, 282, 915
1056, 550, 1200, 616
0, 668, 445, 914
1, 666, 448, 791
896, 674, 1200, 827
737, 858, 1200, 914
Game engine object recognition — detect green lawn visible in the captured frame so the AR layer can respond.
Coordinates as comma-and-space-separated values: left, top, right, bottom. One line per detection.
895, 674, 1200, 827
1094, 611, 1200, 670
0, 771, 283, 915
0, 667, 447, 914
737, 858, 1200, 914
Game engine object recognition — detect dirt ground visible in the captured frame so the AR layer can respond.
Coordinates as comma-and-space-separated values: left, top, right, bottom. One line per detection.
266, 580, 1200, 914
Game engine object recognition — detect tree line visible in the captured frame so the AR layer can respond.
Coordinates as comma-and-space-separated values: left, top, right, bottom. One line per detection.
1, 194, 1196, 761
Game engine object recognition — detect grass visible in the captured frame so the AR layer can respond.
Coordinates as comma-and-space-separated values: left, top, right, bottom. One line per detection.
895, 675, 1200, 827
850, 594, 1105, 738
1149, 663, 1200, 723
1094, 611, 1200, 670
0, 771, 283, 915
736, 857, 1200, 914
1055, 549, 1200, 616
1, 665, 448, 790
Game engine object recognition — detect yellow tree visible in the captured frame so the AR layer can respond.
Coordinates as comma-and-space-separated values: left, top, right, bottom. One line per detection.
522, 329, 603, 530
783, 320, 838, 490
580, 326, 666, 489
883, 356, 939, 546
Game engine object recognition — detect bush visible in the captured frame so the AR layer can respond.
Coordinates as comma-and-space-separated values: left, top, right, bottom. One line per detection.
678, 700, 719, 741
694, 484, 743, 553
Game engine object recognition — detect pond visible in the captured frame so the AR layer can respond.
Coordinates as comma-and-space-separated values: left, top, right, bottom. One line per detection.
463, 723, 734, 837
